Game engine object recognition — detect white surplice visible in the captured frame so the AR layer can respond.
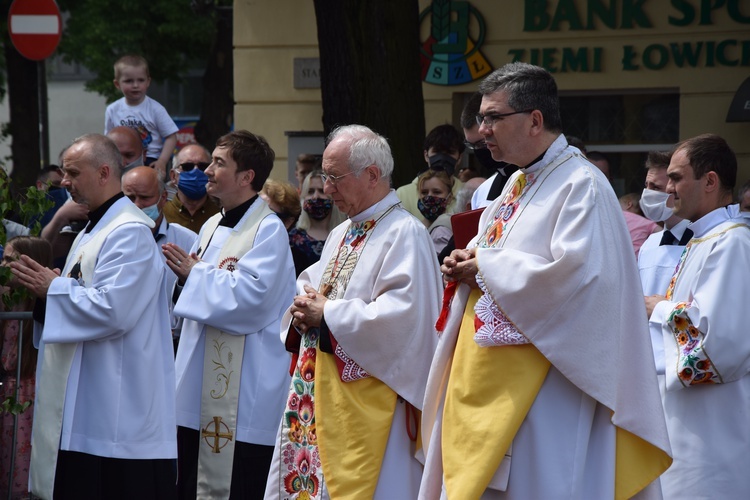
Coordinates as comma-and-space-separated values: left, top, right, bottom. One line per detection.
39, 196, 177, 459
174, 197, 295, 446
421, 136, 671, 499
265, 191, 444, 500
649, 206, 750, 499
154, 218, 197, 331
638, 219, 691, 296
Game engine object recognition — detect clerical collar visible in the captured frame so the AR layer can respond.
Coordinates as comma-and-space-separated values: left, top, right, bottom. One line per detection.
523, 151, 547, 170
85, 192, 124, 233
219, 195, 258, 227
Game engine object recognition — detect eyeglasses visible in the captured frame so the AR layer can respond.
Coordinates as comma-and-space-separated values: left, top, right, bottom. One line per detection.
321, 169, 358, 185
464, 139, 487, 151
476, 109, 534, 127
179, 162, 210, 172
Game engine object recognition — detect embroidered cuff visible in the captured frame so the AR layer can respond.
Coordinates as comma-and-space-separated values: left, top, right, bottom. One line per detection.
668, 301, 720, 386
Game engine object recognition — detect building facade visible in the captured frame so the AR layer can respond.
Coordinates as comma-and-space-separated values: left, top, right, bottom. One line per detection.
234, 0, 750, 194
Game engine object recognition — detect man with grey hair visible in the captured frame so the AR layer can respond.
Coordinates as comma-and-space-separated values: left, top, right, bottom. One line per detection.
265, 125, 443, 499
420, 63, 671, 499
10, 134, 177, 499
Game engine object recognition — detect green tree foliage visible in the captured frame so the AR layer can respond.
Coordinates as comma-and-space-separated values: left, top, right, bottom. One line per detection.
55, 0, 219, 102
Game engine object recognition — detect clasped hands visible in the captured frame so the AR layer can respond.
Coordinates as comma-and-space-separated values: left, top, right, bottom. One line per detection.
441, 247, 480, 288
9, 256, 61, 298
291, 284, 327, 334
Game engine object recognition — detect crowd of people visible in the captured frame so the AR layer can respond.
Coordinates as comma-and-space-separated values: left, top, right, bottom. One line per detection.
0, 57, 748, 500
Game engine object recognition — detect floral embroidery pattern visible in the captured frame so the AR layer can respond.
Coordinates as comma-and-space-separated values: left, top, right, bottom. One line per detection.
343, 219, 375, 248
289, 228, 325, 260
665, 245, 690, 300
668, 302, 721, 386
208, 336, 233, 399
276, 207, 398, 498
279, 331, 323, 499
479, 171, 535, 248
472, 172, 538, 344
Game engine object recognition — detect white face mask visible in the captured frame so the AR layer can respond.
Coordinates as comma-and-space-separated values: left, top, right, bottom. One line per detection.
639, 188, 673, 222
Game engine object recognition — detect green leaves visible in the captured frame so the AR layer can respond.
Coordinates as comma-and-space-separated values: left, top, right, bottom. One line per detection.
0, 168, 50, 308
56, 0, 219, 102
0, 396, 32, 416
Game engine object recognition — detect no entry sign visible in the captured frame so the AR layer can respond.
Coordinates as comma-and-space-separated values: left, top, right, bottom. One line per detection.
8, 0, 62, 61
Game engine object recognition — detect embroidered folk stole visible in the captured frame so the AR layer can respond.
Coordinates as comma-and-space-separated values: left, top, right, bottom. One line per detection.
196, 202, 274, 500
278, 206, 398, 499
31, 202, 151, 500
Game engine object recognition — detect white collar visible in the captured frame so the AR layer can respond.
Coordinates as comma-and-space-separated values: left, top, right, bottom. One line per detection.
350, 190, 400, 223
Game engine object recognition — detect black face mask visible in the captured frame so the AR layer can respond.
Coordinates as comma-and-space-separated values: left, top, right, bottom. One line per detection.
427, 153, 458, 176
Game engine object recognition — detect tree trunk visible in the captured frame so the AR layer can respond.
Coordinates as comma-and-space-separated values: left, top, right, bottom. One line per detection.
313, 0, 425, 188
4, 32, 42, 189
194, 6, 233, 151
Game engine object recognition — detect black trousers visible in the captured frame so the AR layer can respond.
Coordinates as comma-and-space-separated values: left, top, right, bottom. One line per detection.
176, 426, 273, 500
53, 450, 177, 500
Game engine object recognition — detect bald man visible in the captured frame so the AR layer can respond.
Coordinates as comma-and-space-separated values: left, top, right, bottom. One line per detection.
11, 134, 177, 499
107, 126, 145, 174
122, 166, 197, 348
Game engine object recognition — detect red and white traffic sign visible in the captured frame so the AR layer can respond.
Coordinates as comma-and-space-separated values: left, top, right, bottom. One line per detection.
8, 0, 62, 61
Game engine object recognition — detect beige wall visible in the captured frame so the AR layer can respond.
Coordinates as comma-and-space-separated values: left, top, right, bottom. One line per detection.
234, 0, 750, 187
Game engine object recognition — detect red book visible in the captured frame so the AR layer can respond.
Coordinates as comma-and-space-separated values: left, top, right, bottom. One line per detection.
451, 208, 485, 248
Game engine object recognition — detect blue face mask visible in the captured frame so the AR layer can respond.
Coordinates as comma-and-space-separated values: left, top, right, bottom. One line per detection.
178, 169, 208, 200
141, 203, 160, 221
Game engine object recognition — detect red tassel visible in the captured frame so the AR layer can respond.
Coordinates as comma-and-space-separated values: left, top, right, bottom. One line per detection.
435, 281, 457, 333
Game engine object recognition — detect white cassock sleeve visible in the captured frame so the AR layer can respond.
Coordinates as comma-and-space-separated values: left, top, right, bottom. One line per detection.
44, 223, 164, 343
651, 229, 750, 391
176, 217, 293, 335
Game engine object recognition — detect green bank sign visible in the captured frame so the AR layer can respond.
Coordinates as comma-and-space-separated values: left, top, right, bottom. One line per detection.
510, 0, 750, 72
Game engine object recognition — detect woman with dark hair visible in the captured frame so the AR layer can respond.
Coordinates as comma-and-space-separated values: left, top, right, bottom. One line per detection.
0, 236, 52, 499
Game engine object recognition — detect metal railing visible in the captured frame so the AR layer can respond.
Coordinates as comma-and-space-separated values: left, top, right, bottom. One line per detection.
0, 311, 33, 500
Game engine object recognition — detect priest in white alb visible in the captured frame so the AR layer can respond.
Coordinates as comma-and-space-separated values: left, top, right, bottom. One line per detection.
162, 131, 295, 499
419, 63, 672, 500
264, 125, 443, 500
11, 134, 177, 500
637, 150, 691, 297
645, 134, 750, 499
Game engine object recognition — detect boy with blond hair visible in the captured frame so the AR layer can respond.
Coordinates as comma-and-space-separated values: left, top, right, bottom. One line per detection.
104, 54, 178, 180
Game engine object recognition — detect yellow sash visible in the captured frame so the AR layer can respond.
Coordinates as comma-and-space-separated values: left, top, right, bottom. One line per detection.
315, 346, 397, 499
442, 289, 671, 499
442, 289, 550, 498
615, 428, 672, 500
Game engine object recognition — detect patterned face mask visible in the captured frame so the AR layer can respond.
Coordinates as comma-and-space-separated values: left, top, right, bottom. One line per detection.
418, 195, 450, 222
303, 197, 333, 220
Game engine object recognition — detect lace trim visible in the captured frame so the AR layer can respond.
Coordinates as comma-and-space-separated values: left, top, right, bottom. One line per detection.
334, 344, 370, 382
474, 274, 528, 347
